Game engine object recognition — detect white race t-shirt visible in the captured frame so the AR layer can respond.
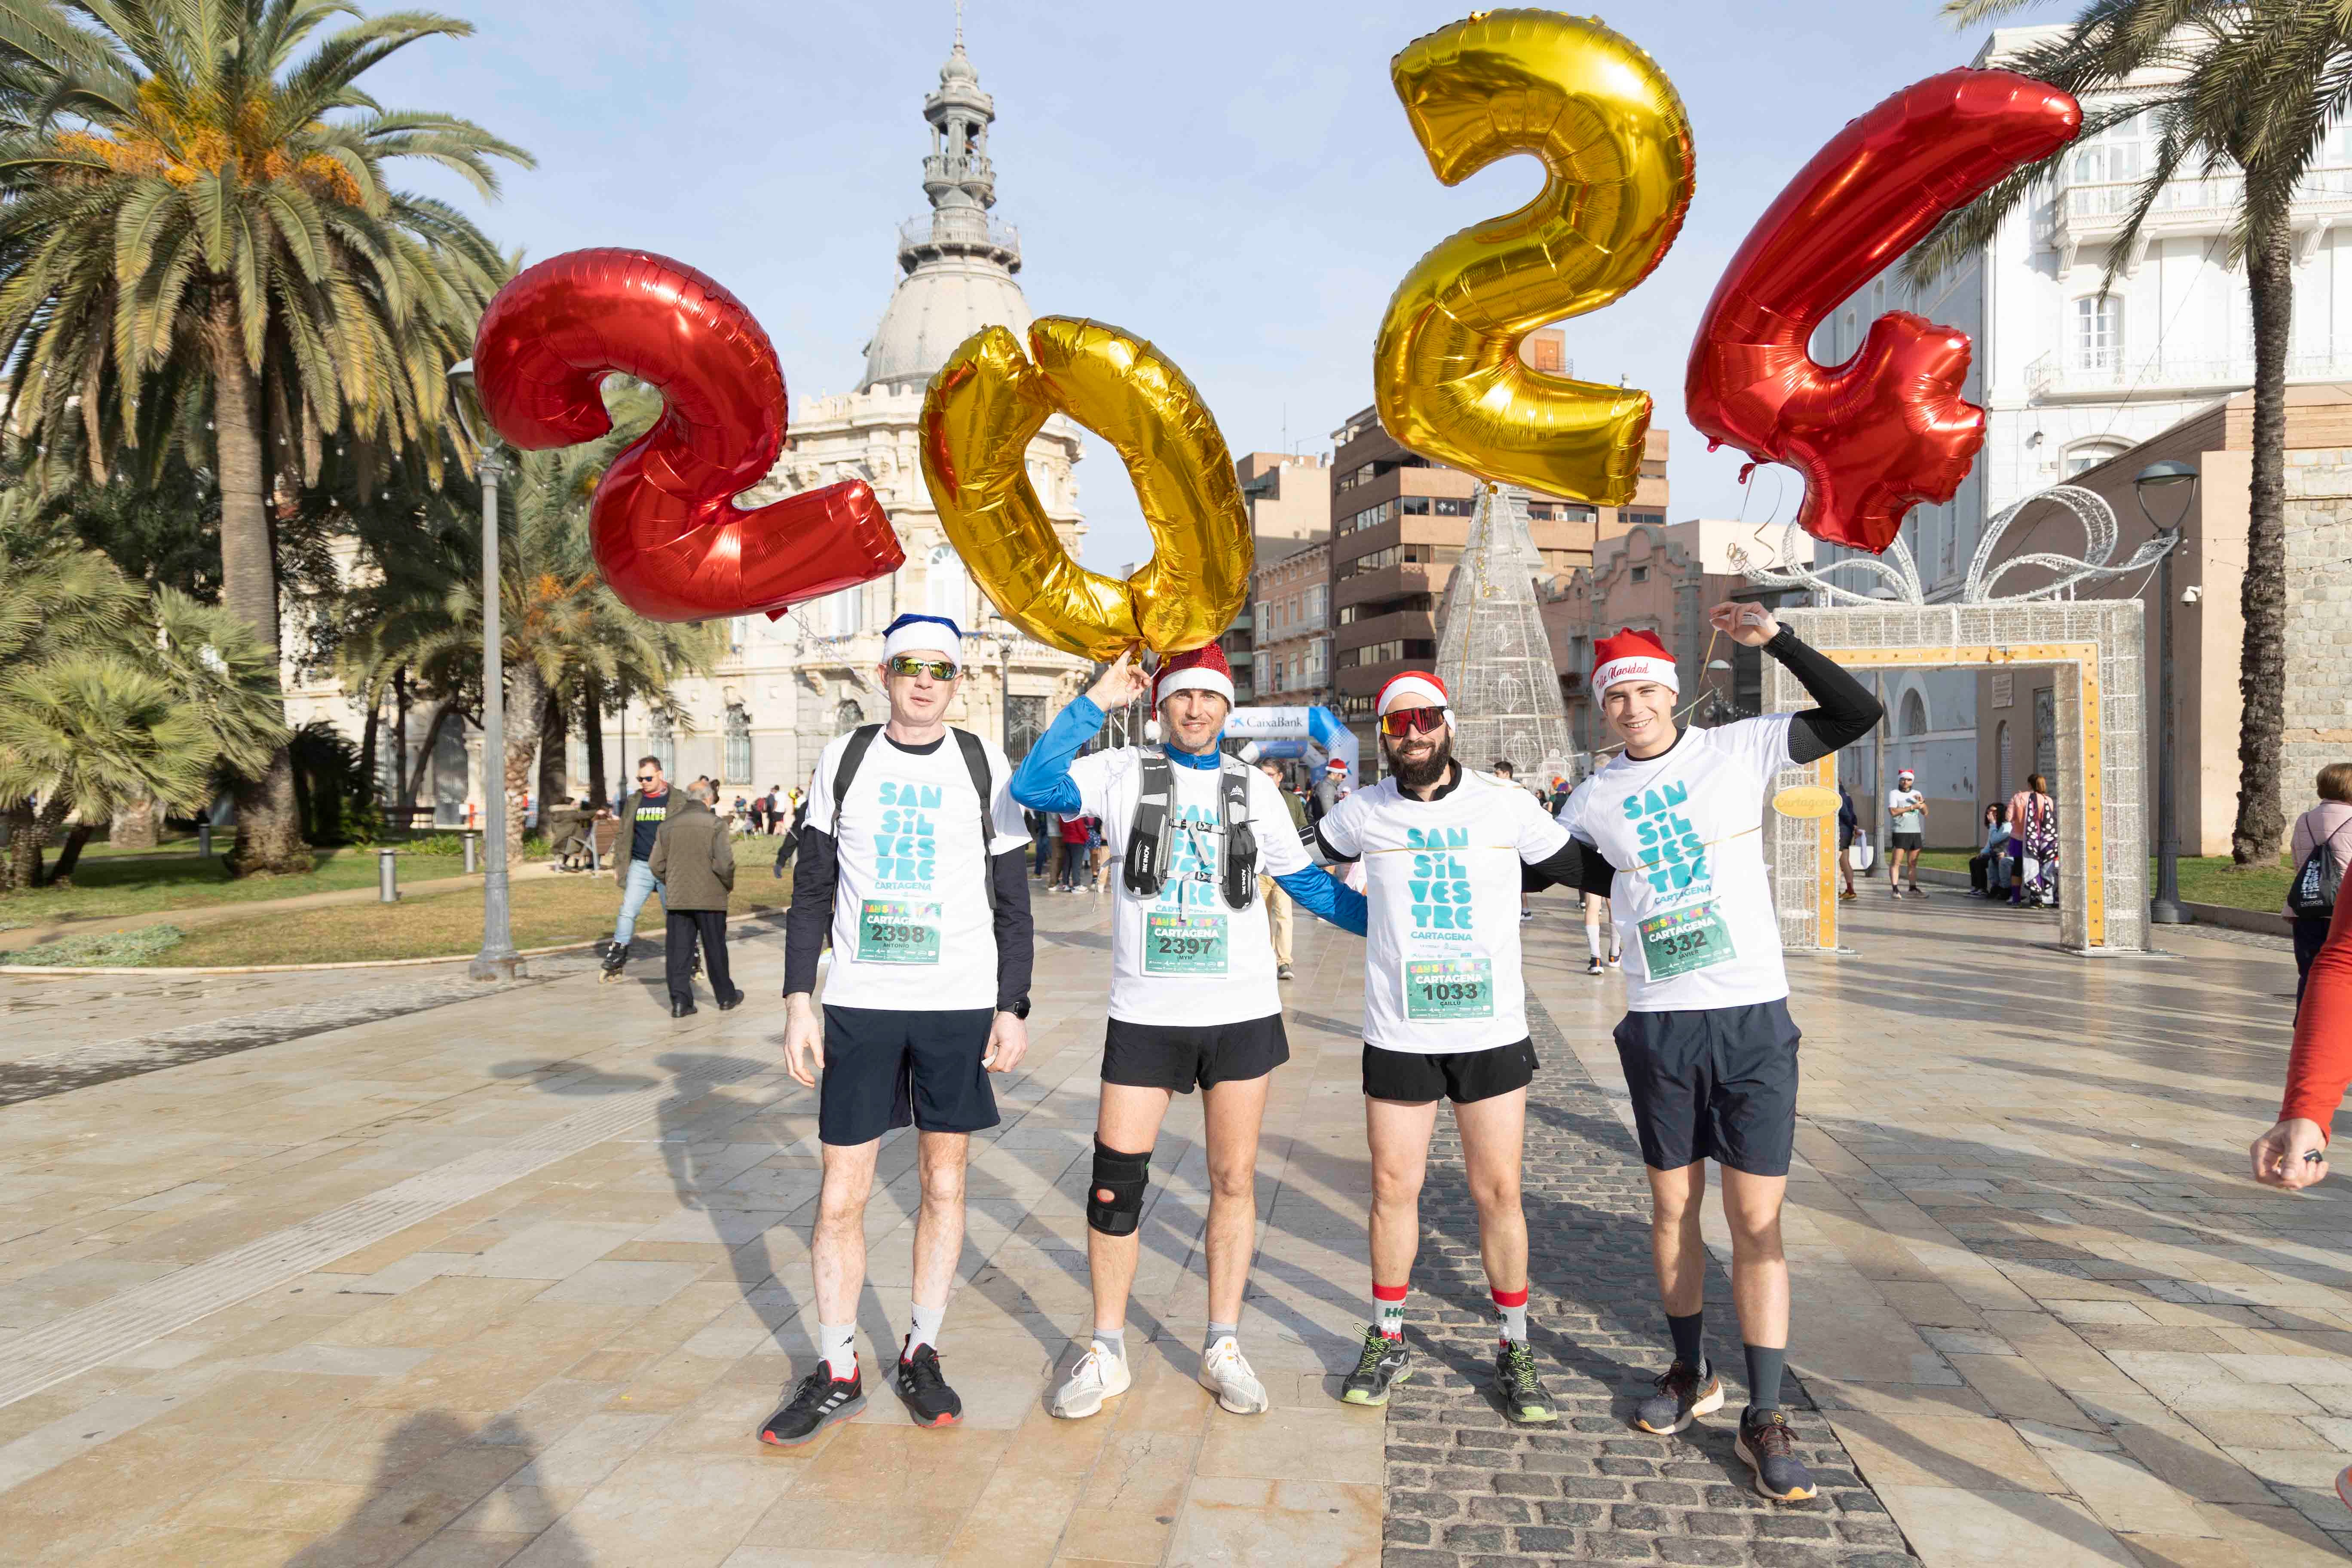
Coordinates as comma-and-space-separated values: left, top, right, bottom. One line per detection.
1560, 717, 1795, 1014
1318, 769, 1570, 1055
1887, 789, 1926, 835
805, 729, 1029, 1011
1064, 747, 1310, 1026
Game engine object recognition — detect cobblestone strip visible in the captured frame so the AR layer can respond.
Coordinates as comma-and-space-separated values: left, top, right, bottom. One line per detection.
1382, 996, 1918, 1567
0, 917, 786, 1106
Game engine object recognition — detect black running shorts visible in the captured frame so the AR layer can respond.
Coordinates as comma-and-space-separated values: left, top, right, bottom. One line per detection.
1891, 831, 1924, 852
1102, 1013, 1288, 1093
1612, 1000, 1801, 1176
1362, 1038, 1537, 1105
819, 1004, 999, 1146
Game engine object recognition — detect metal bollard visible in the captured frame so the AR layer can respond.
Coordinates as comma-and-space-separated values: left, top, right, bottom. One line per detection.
378, 847, 400, 903
196, 823, 212, 857
462, 833, 479, 875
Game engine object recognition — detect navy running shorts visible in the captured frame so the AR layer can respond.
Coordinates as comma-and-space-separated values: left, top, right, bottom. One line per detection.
1612, 1000, 1801, 1176
819, 1004, 999, 1146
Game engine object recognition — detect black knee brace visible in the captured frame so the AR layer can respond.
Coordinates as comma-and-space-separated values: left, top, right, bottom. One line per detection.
1087, 1138, 1151, 1237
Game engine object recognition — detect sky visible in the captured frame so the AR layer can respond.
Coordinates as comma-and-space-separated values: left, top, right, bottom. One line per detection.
364, 0, 2072, 573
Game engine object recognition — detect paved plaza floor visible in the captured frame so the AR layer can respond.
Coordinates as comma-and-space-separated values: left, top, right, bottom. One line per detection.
0, 881, 2346, 1567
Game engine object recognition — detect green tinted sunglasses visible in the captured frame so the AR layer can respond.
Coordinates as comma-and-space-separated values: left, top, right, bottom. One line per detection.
887, 655, 960, 680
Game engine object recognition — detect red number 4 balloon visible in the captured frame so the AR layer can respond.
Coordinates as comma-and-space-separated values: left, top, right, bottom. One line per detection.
1686, 71, 2080, 555
473, 248, 905, 622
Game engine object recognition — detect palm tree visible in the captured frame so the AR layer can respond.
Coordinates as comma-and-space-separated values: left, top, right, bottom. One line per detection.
1905, 0, 2348, 865
0, 0, 530, 875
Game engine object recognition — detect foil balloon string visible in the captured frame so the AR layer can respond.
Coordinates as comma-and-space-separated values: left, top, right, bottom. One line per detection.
920, 317, 1251, 661
1374, 9, 1695, 505
472, 247, 905, 623
1686, 70, 2082, 555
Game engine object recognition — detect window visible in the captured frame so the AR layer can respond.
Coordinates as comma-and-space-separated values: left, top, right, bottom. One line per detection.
2074, 295, 2122, 373
926, 543, 968, 622
723, 704, 753, 784
1255, 600, 1270, 640
1624, 509, 1666, 527
1341, 499, 1396, 536
1899, 689, 1929, 737
2064, 438, 2128, 476
827, 583, 862, 637
1340, 638, 1436, 668
1433, 496, 1475, 517
1308, 638, 1327, 678
649, 713, 676, 777
1306, 585, 1327, 628
1630, 565, 1650, 583
1399, 496, 1431, 516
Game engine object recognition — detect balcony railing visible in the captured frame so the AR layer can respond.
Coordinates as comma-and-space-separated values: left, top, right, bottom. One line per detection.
2049, 165, 2352, 260
2026, 349, 2352, 398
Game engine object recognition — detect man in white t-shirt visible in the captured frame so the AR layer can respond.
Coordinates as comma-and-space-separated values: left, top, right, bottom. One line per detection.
1554, 606, 1879, 1501
760, 614, 1036, 1449
1886, 770, 1927, 898
1315, 672, 1610, 1423
1012, 644, 1363, 1422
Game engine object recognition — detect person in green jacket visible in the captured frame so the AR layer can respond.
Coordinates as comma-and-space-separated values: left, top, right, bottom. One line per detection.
647, 781, 740, 1017
1257, 756, 1308, 981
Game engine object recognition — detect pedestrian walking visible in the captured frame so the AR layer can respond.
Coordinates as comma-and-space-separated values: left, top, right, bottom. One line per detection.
1055, 812, 1090, 891
767, 784, 786, 834
1315, 671, 1607, 1424
1554, 605, 1880, 1501
1969, 803, 2011, 898
1258, 756, 1305, 980
1581, 886, 1621, 974
647, 780, 740, 1018
2006, 774, 2058, 907
762, 613, 1034, 1447
2286, 763, 2352, 1006
600, 756, 673, 982
1886, 769, 1926, 898
1836, 782, 1859, 902
1311, 756, 1349, 824
1011, 645, 1355, 1422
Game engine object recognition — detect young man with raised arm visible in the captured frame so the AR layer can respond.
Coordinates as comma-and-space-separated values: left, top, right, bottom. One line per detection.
759, 613, 1036, 1446
1012, 644, 1363, 1421
1313, 671, 1612, 1424
1555, 605, 1879, 1501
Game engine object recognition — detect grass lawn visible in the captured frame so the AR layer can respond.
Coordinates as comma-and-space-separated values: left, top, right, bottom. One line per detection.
0, 846, 398, 923
1915, 850, 2292, 912
147, 871, 793, 967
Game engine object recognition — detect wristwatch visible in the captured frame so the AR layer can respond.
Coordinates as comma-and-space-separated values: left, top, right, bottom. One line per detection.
1001, 996, 1031, 1020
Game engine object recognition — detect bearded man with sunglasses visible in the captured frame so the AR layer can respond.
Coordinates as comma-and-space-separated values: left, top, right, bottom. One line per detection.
1313, 673, 1611, 1424
1012, 643, 1364, 1422
1555, 605, 1878, 1502
760, 613, 1036, 1447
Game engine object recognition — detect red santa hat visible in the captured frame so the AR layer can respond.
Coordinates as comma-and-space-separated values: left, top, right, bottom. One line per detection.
1375, 671, 1453, 729
1592, 628, 1678, 699
1152, 643, 1234, 707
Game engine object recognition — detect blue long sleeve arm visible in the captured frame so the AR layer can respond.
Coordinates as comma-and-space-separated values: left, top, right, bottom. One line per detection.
1010, 694, 1102, 816
1275, 866, 1367, 937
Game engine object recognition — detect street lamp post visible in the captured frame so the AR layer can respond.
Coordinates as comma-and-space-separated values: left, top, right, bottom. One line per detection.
447, 359, 523, 980
2135, 459, 2198, 927
982, 614, 1016, 754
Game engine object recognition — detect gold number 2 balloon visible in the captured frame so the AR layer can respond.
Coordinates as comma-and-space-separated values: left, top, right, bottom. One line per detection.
1374, 10, 1696, 504
920, 317, 1250, 661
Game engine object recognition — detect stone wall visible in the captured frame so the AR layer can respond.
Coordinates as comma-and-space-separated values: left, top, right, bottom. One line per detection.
2285, 453, 2352, 812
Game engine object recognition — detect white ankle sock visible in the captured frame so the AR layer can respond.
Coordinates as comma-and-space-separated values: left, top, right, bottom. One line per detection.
818, 1319, 856, 1381
1585, 925, 1604, 959
907, 1298, 945, 1357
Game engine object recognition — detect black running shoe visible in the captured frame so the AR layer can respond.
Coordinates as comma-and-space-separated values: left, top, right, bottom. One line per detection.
758, 1365, 864, 1447
1497, 1341, 1556, 1424
1340, 1325, 1411, 1406
1634, 1358, 1725, 1434
1737, 1406, 1818, 1501
895, 1342, 962, 1428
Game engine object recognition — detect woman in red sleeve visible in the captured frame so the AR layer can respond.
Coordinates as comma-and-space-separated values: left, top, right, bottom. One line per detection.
2248, 884, 2352, 1512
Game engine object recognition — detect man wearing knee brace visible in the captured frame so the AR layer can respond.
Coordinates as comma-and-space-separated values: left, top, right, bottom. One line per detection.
1013, 646, 1364, 1420
759, 615, 1036, 1447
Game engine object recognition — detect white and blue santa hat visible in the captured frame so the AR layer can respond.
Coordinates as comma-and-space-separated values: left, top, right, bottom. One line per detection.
882, 613, 964, 663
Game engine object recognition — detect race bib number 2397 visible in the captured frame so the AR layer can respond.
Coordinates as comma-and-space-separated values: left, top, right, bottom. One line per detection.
1144, 912, 1228, 975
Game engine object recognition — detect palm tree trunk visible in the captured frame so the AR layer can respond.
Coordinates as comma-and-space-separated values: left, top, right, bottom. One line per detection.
537, 690, 568, 815
504, 662, 548, 864
583, 674, 608, 810
2, 800, 38, 892
393, 668, 412, 810
2230, 226, 2293, 865
47, 824, 95, 885
206, 297, 312, 876
358, 677, 382, 811
28, 795, 72, 887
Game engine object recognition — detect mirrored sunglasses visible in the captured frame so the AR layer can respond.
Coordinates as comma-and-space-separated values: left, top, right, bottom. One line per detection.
887, 654, 959, 680
1379, 705, 1448, 738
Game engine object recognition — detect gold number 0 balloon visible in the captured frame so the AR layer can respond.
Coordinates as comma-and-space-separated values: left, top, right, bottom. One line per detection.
920, 317, 1250, 661
1374, 10, 1695, 503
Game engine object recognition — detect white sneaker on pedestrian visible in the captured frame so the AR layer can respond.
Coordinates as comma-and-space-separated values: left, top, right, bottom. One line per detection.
1198, 1336, 1269, 1415
1050, 1342, 1131, 1419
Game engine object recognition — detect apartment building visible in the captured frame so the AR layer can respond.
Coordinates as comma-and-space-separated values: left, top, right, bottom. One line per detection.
1250, 540, 1332, 707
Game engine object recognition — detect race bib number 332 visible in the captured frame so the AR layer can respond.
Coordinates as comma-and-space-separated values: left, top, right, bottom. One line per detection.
856, 900, 940, 964
1405, 958, 1494, 1020
1637, 902, 1734, 980
1143, 912, 1228, 975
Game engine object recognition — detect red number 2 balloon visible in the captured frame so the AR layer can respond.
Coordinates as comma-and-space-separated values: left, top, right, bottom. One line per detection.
473, 248, 904, 621
1685, 71, 2079, 554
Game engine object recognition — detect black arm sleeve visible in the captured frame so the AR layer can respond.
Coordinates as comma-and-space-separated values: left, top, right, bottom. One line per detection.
783, 827, 838, 997
1313, 823, 1357, 864
1773, 627, 1883, 765
990, 847, 1034, 1011
1522, 838, 1617, 896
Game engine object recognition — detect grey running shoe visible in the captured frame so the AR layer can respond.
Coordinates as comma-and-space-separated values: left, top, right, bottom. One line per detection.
1341, 1325, 1411, 1406
1737, 1407, 1819, 1501
1497, 1341, 1556, 1424
1634, 1358, 1724, 1434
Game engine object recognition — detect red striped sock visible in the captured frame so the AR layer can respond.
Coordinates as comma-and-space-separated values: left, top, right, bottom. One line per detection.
1372, 1282, 1408, 1340
1493, 1286, 1529, 1344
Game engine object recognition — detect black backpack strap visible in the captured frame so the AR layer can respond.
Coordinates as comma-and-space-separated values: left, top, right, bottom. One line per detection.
1218, 756, 1258, 911
952, 727, 999, 912
1123, 747, 1175, 898
829, 724, 883, 836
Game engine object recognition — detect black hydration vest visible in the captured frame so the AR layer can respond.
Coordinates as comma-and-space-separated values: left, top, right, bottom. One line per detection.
1122, 747, 1258, 912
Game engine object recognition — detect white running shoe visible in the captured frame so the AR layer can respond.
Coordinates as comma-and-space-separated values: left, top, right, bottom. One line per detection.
1050, 1341, 1131, 1419
1197, 1336, 1270, 1415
